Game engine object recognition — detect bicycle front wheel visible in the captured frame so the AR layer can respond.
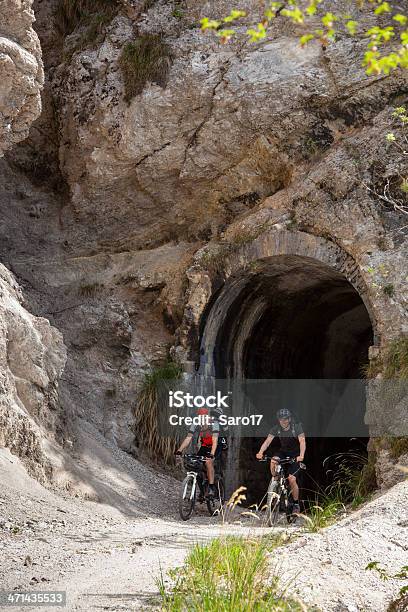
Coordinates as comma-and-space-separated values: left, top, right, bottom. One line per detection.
266, 479, 280, 526
179, 474, 196, 521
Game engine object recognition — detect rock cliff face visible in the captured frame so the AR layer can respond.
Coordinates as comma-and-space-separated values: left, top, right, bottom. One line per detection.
0, 0, 407, 480
0, 264, 66, 481
0, 0, 44, 156
0, 0, 68, 479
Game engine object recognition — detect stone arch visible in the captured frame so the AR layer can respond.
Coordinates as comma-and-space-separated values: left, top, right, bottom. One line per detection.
178, 228, 379, 373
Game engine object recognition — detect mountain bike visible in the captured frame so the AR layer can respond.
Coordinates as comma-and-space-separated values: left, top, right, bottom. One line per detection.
178, 454, 225, 521
258, 456, 306, 526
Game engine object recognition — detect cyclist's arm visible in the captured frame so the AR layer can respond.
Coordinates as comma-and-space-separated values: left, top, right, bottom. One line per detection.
177, 433, 193, 453
297, 434, 306, 461
257, 434, 274, 457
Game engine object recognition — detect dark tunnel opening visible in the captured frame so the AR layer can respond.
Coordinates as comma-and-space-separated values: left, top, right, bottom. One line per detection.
206, 255, 373, 505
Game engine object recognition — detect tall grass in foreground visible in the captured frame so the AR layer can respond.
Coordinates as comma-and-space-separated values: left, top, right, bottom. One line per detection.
302, 449, 374, 532
157, 536, 307, 611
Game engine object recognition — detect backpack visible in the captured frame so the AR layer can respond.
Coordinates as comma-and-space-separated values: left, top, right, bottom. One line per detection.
210, 406, 228, 450
276, 422, 297, 438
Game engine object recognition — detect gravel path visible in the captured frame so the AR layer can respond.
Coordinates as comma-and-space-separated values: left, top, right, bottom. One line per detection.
0, 433, 407, 612
0, 439, 281, 611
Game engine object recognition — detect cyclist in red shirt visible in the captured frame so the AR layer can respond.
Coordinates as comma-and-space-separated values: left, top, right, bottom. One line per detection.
175, 407, 221, 497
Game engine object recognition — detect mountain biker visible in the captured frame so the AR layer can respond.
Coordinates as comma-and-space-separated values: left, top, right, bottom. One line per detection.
175, 407, 221, 497
256, 408, 306, 514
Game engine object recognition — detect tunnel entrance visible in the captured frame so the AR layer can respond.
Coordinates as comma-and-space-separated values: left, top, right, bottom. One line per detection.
200, 254, 373, 504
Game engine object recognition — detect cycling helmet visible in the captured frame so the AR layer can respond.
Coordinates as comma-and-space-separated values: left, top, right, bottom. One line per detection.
197, 408, 209, 415
276, 408, 292, 419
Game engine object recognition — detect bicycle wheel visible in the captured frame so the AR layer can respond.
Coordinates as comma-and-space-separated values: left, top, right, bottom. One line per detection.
266, 479, 281, 526
206, 478, 225, 517
179, 474, 196, 521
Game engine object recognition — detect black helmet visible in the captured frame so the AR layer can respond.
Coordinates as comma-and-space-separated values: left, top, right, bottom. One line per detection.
277, 408, 292, 419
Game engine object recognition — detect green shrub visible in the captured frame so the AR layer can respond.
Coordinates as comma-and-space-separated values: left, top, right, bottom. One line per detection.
383, 283, 395, 297
119, 35, 172, 103
55, 0, 118, 36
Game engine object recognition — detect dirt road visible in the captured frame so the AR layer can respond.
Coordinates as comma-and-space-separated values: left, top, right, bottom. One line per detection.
0, 422, 406, 611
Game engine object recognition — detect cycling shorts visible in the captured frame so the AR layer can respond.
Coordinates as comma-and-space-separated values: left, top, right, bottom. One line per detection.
198, 443, 222, 459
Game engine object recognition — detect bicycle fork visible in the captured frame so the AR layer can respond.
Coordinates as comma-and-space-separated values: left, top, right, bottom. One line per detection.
184, 472, 198, 500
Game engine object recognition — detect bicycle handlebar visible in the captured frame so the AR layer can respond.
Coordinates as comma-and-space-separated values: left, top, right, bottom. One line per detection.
182, 453, 207, 461
257, 456, 295, 463
257, 456, 306, 469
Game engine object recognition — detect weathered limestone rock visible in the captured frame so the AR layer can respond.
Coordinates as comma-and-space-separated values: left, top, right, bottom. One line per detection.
53, 3, 408, 258
0, 264, 66, 480
0, 0, 43, 156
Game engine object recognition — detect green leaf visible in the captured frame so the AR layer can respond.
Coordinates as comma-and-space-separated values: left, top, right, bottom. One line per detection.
393, 14, 408, 26
366, 561, 380, 569
246, 23, 267, 42
394, 565, 408, 579
217, 29, 236, 38
223, 9, 246, 23
321, 12, 338, 27
306, 0, 322, 16
300, 34, 315, 46
374, 2, 391, 15
346, 20, 358, 35
280, 7, 304, 24
200, 17, 221, 31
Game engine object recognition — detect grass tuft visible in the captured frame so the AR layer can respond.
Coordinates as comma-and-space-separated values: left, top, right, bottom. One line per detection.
157, 535, 306, 611
78, 282, 104, 297
364, 337, 408, 379
302, 450, 376, 533
387, 436, 408, 460
55, 0, 118, 37
119, 35, 172, 103
134, 361, 182, 463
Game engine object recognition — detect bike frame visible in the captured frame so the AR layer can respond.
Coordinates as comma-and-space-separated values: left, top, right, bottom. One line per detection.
262, 456, 306, 524
271, 462, 292, 510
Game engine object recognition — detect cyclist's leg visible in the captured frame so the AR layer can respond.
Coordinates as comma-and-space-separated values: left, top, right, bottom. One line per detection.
198, 446, 215, 485
287, 474, 299, 502
205, 441, 223, 484
270, 455, 280, 478
206, 456, 215, 484
287, 460, 301, 505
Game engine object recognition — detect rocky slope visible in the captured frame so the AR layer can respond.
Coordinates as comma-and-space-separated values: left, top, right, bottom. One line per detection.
279, 479, 408, 611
